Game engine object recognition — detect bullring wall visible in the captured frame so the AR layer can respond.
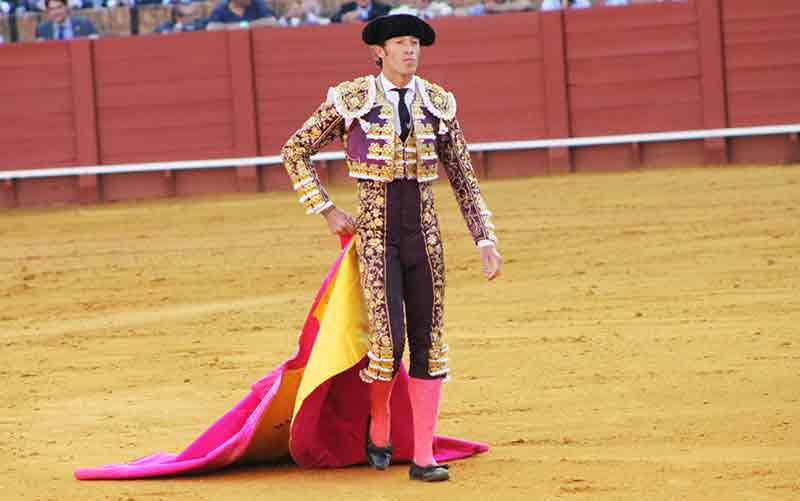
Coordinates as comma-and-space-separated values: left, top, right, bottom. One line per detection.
1, 0, 798, 207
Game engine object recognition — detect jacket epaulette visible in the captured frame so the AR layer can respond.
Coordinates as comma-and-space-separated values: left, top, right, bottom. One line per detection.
327, 75, 377, 122
327, 75, 458, 123
418, 78, 457, 122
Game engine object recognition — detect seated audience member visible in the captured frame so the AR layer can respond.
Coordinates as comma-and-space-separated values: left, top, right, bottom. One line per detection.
331, 0, 390, 23
82, 0, 142, 8
80, 0, 107, 8
35, 0, 98, 39
155, 1, 205, 32
456, 0, 532, 16
541, 0, 629, 10
389, 0, 453, 19
206, 0, 278, 30
540, 0, 588, 9
17, 0, 45, 11
281, 0, 330, 26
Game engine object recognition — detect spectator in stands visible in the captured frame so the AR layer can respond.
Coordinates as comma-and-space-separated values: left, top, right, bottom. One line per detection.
35, 0, 98, 39
24, 0, 83, 10
331, 0, 390, 23
389, 0, 453, 19
1, 0, 12, 15
15, 0, 44, 11
80, 0, 106, 8
154, 2, 205, 32
206, 0, 278, 30
540, 0, 629, 10
455, 0, 533, 16
540, 0, 587, 9
280, 0, 330, 26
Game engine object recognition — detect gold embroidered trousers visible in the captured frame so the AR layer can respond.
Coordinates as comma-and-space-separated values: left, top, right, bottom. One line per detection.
356, 179, 449, 383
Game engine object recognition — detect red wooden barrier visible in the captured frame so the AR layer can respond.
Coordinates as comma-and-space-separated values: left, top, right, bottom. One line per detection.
721, 0, 800, 164
1, 0, 799, 208
0, 41, 85, 207
565, 1, 706, 171
91, 30, 259, 201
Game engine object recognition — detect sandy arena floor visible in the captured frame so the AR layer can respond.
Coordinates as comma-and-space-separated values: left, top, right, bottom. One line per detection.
1, 166, 799, 500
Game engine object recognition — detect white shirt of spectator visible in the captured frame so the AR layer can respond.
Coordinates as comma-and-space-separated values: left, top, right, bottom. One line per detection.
356, 1, 373, 20
55, 17, 75, 39
379, 72, 416, 137
541, 0, 629, 10
389, 2, 453, 19
540, 0, 587, 9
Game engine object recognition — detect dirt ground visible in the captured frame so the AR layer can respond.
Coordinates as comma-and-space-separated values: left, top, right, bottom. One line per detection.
1, 165, 799, 500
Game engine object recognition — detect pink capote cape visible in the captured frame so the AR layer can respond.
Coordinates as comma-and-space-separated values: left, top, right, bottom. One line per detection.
75, 236, 488, 480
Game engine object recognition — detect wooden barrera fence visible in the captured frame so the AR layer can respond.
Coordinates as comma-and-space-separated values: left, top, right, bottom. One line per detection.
1, 0, 798, 208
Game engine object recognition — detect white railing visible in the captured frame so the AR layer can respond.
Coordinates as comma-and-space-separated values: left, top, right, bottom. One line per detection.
1, 123, 798, 181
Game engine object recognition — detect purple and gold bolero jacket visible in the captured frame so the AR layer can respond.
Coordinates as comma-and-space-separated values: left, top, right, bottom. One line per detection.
281, 75, 496, 245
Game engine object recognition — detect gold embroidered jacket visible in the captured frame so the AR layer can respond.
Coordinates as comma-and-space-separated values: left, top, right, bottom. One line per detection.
281, 75, 497, 245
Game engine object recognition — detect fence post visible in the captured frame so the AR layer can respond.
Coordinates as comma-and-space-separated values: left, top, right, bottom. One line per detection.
69, 39, 101, 204
228, 29, 260, 193
696, 0, 729, 165
539, 10, 572, 174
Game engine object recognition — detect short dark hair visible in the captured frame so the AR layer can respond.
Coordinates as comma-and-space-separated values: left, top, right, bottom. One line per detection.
45, 0, 67, 8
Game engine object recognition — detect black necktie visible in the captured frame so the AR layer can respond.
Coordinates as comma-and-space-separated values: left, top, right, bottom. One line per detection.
391, 88, 411, 142
58, 23, 65, 40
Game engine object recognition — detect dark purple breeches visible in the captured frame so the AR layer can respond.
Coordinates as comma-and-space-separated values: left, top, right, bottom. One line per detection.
383, 179, 439, 379
355, 178, 447, 381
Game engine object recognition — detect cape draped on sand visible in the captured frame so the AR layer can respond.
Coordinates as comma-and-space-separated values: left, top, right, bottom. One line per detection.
75, 236, 488, 480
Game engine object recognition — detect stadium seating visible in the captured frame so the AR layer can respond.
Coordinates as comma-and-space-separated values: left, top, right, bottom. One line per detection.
0, 14, 11, 44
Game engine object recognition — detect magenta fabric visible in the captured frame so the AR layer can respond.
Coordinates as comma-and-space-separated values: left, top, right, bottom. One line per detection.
74, 236, 488, 480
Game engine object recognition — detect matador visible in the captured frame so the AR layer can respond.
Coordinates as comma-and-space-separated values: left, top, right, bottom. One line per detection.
281, 13, 503, 482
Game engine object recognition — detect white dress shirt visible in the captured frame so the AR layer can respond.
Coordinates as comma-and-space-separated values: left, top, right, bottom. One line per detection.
379, 72, 416, 135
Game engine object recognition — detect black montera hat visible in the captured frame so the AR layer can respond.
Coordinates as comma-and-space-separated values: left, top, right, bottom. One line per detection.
362, 14, 436, 47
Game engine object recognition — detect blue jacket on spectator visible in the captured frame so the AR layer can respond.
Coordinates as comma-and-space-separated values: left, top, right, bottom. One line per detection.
331, 1, 391, 23
207, 0, 275, 25
36, 15, 98, 39
80, 0, 108, 8
154, 18, 206, 33
13, 0, 44, 12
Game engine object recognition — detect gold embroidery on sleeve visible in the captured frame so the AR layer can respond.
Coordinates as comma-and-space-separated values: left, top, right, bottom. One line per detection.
281, 101, 344, 214
436, 118, 497, 244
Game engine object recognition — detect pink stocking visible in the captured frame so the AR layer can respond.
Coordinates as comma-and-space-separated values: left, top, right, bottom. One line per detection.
408, 377, 443, 467
368, 377, 396, 447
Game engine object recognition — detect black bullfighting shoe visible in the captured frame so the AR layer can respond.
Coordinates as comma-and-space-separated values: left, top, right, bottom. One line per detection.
365, 416, 392, 471
409, 462, 450, 482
